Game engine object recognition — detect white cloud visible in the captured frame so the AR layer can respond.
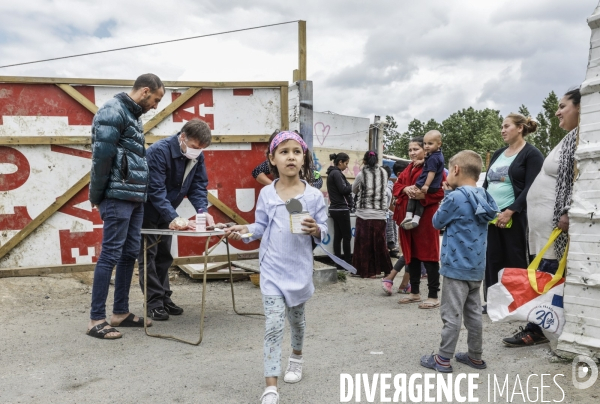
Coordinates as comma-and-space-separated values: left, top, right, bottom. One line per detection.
0, 0, 597, 131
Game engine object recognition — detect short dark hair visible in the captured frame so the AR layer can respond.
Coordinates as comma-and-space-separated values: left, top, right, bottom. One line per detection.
449, 150, 482, 181
393, 160, 409, 175
181, 119, 212, 147
133, 73, 164, 92
382, 164, 392, 179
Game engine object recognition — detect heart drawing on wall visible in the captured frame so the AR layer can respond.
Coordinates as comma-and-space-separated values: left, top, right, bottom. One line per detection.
314, 122, 331, 146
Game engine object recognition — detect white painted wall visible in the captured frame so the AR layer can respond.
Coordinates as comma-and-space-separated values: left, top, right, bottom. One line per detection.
556, 3, 600, 358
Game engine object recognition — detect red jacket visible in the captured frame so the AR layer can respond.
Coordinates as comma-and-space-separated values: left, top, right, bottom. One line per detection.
392, 163, 445, 264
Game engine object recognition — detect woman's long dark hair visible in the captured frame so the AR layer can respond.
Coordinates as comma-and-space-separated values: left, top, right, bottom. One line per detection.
267, 131, 314, 184
329, 152, 350, 167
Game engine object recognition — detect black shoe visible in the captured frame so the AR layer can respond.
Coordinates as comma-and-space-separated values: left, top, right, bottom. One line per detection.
502, 326, 549, 347
164, 302, 184, 315
147, 307, 169, 321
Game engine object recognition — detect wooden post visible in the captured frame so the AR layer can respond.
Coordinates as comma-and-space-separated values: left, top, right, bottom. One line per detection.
298, 81, 313, 151
371, 115, 380, 152
298, 21, 307, 81
280, 85, 289, 131
486, 151, 491, 171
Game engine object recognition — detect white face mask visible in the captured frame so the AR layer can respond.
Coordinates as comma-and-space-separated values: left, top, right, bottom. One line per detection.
179, 135, 202, 160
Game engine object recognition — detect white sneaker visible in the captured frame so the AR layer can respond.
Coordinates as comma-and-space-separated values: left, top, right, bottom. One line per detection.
284, 356, 303, 383
260, 388, 279, 404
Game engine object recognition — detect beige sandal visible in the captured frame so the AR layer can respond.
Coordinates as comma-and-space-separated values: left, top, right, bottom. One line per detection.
398, 296, 421, 304
418, 301, 440, 309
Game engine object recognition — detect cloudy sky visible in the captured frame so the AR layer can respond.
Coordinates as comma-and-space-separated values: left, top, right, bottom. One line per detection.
0, 0, 597, 130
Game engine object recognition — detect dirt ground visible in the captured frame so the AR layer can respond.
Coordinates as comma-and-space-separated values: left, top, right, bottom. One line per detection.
1, 266, 599, 404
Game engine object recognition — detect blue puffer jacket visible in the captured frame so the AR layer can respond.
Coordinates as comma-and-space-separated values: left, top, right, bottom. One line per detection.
89, 93, 148, 205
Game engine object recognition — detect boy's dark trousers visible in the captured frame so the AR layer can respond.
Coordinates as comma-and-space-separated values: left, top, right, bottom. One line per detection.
406, 186, 439, 217
438, 277, 483, 360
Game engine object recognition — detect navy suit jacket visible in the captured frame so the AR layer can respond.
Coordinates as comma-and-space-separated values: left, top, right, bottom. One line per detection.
144, 133, 208, 224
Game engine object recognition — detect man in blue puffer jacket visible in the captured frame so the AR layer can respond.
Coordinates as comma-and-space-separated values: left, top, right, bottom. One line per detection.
87, 73, 165, 340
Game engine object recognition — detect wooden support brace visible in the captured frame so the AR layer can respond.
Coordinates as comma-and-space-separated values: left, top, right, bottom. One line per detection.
0, 173, 91, 260
208, 194, 249, 225
143, 87, 202, 134
56, 84, 99, 114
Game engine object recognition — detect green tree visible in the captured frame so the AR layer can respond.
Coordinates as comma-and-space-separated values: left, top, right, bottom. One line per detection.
528, 91, 567, 157
384, 117, 442, 159
518, 104, 530, 117
440, 107, 504, 169
383, 115, 401, 156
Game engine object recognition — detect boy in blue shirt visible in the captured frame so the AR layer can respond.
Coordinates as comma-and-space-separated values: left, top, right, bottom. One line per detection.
420, 150, 498, 372
401, 130, 445, 229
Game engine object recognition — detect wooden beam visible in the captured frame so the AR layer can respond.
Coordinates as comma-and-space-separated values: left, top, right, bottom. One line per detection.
0, 136, 91, 145
0, 252, 260, 278
209, 135, 270, 143
0, 76, 288, 88
143, 87, 201, 134
208, 193, 249, 225
0, 134, 273, 145
0, 173, 91, 260
280, 85, 289, 131
146, 134, 272, 144
293, 69, 300, 82
55, 84, 99, 114
298, 21, 307, 80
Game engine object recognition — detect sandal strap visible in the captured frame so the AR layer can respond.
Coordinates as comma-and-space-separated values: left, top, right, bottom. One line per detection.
90, 321, 109, 332
98, 327, 119, 335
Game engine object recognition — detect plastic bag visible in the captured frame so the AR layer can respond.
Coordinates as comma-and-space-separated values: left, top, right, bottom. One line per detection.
487, 229, 567, 337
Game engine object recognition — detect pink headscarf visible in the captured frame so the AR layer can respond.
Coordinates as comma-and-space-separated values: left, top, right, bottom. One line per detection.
269, 131, 308, 154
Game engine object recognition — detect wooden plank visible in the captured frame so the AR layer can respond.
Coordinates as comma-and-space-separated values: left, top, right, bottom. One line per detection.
0, 76, 288, 88
0, 264, 96, 278
208, 193, 249, 225
55, 84, 99, 114
298, 21, 307, 80
209, 135, 270, 143
0, 137, 91, 145
143, 87, 202, 134
0, 134, 272, 145
0, 252, 260, 278
0, 173, 91, 260
280, 85, 289, 131
293, 69, 300, 82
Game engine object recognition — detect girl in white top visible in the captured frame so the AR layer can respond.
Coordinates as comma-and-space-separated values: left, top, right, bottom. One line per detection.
226, 131, 328, 404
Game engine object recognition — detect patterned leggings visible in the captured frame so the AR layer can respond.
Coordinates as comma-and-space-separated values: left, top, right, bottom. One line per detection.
263, 295, 306, 377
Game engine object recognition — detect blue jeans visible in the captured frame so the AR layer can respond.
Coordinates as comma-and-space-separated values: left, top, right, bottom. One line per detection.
90, 198, 144, 321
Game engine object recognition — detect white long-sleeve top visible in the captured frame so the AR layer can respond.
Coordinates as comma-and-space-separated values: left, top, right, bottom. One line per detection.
244, 180, 328, 307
